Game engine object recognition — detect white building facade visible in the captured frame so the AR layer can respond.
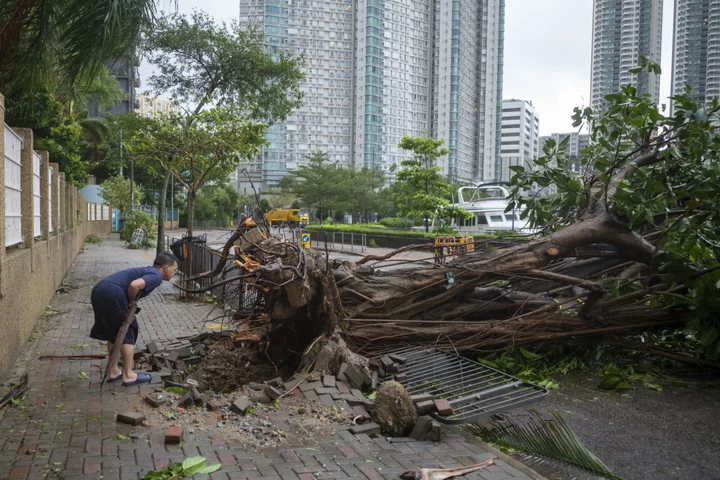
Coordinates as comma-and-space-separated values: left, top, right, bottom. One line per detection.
499, 99, 539, 183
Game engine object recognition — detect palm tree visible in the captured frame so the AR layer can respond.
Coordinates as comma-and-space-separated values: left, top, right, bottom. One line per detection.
0, 0, 161, 93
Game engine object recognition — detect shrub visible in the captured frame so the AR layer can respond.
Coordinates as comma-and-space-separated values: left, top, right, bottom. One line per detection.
84, 234, 102, 244
122, 210, 157, 242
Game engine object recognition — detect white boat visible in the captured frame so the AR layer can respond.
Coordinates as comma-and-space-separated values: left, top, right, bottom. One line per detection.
413, 183, 535, 235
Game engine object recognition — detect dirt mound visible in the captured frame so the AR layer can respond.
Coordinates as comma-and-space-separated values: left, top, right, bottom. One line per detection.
202, 340, 285, 392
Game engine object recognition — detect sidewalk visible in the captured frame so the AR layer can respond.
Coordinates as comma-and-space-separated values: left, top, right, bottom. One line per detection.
0, 234, 542, 480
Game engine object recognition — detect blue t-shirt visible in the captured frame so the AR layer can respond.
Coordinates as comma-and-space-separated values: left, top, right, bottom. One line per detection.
96, 266, 163, 304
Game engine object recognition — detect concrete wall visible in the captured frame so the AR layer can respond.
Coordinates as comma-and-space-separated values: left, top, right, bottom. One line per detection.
0, 93, 112, 375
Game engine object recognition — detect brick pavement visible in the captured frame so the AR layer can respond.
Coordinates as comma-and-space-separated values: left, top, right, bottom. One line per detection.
0, 235, 541, 480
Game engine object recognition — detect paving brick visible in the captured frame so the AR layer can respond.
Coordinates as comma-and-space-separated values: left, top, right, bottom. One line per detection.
165, 426, 183, 445
349, 423, 381, 435
8, 466, 29, 479
230, 398, 252, 414
116, 412, 146, 425
433, 399, 452, 417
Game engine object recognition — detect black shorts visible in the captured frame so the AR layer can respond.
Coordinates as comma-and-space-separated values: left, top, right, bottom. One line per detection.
89, 286, 138, 345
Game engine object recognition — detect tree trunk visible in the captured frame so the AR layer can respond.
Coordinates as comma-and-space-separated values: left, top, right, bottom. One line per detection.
156, 170, 171, 256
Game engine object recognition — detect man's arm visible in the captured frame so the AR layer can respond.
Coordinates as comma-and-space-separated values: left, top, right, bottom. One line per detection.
128, 278, 146, 303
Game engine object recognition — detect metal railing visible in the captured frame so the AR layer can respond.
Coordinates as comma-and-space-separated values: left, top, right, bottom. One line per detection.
165, 234, 261, 313
300, 230, 367, 253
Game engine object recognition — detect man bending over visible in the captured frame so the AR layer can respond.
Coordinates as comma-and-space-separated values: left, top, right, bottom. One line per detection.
90, 252, 179, 386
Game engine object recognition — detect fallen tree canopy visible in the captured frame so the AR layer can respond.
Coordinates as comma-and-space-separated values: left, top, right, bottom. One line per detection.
180, 62, 720, 374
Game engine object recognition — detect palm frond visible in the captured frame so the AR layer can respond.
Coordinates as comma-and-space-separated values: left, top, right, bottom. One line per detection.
79, 118, 110, 161
464, 410, 624, 480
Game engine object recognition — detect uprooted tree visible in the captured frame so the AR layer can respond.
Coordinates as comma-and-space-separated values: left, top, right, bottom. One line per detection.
181, 62, 720, 382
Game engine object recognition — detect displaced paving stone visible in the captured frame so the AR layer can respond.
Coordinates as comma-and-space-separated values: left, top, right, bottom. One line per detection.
389, 354, 407, 364
395, 373, 408, 382
250, 393, 272, 404
322, 375, 336, 388
345, 365, 371, 391
427, 421, 443, 442
416, 400, 436, 415
265, 385, 283, 400
146, 342, 159, 354
299, 381, 323, 392
144, 394, 168, 408
336, 381, 350, 393
266, 377, 283, 388
177, 393, 195, 408
410, 393, 434, 404
349, 422, 381, 435
173, 346, 193, 358
351, 405, 370, 421
434, 399, 453, 417
283, 378, 303, 392
308, 371, 322, 382
315, 387, 339, 395
230, 397, 252, 415
117, 412, 145, 426
165, 426, 183, 445
248, 382, 266, 391
319, 394, 335, 407
410, 416, 432, 440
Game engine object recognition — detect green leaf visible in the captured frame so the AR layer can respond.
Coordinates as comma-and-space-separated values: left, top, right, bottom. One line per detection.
519, 348, 540, 360
197, 463, 223, 474
78, 372, 89, 380
181, 456, 207, 475
116, 433, 129, 440
597, 375, 622, 390
164, 386, 187, 395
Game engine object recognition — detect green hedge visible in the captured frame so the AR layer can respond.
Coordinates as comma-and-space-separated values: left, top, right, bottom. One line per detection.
303, 223, 507, 240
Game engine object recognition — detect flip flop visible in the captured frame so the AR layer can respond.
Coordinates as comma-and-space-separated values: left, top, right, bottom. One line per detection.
122, 373, 152, 387
107, 371, 123, 383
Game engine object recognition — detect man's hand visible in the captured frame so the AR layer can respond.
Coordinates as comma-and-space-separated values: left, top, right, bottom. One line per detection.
128, 278, 146, 303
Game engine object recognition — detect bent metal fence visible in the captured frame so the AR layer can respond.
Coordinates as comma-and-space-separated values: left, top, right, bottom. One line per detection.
166, 235, 263, 314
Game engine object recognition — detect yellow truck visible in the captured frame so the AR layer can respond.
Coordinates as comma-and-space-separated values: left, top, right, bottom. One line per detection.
264, 209, 307, 228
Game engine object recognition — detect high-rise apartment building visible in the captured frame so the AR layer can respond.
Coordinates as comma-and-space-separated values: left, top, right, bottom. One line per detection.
88, 55, 139, 118
137, 95, 181, 118
590, 0, 663, 110
498, 99, 539, 183
671, 0, 720, 110
238, 0, 505, 190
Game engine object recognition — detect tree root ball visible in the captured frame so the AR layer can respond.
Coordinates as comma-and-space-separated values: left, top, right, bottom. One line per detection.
371, 381, 418, 437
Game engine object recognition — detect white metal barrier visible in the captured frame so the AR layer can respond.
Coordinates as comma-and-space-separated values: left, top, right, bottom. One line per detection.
48, 166, 53, 233
32, 151, 41, 237
4, 125, 22, 246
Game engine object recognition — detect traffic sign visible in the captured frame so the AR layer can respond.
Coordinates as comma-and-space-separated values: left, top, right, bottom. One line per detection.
301, 233, 311, 249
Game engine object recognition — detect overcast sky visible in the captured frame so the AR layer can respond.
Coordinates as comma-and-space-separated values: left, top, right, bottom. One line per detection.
146, 0, 676, 136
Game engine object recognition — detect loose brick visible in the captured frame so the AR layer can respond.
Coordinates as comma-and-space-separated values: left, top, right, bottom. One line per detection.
146, 342, 159, 354
314, 387, 339, 395
322, 375, 336, 388
248, 382, 266, 391
230, 397, 252, 415
318, 394, 335, 407
351, 405, 370, 420
177, 393, 195, 408
410, 393, 434, 404
250, 393, 272, 404
427, 421, 443, 442
299, 381, 323, 392
266, 376, 284, 388
283, 378, 303, 392
410, 416, 432, 440
144, 394, 168, 408
416, 400, 436, 415
349, 422, 381, 435
394, 373, 408, 382
434, 399, 453, 417
265, 385, 283, 400
388, 353, 407, 364
336, 381, 350, 393
116, 412, 146, 425
165, 426, 184, 445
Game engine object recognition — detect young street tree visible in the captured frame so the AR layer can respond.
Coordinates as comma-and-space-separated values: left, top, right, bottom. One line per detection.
141, 10, 304, 251
279, 151, 345, 221
395, 136, 469, 232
